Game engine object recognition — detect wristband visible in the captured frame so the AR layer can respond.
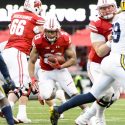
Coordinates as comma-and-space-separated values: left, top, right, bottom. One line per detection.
106, 41, 111, 48
31, 77, 37, 84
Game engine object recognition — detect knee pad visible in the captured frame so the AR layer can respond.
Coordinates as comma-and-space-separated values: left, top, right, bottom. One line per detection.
10, 85, 31, 99
97, 88, 116, 108
10, 89, 23, 99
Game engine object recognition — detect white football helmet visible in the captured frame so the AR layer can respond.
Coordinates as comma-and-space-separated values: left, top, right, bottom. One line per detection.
24, 0, 42, 15
43, 16, 61, 42
97, 0, 117, 19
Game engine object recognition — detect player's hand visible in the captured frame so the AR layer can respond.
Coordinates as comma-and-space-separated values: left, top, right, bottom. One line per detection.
48, 58, 61, 69
108, 34, 112, 42
31, 77, 39, 94
38, 94, 45, 105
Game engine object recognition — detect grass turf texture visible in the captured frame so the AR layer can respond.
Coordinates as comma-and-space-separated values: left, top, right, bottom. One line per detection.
0, 99, 125, 125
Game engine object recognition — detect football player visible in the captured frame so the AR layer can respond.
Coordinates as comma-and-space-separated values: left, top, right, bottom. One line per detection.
28, 15, 89, 124
2, 0, 45, 123
0, 53, 16, 125
49, 1, 125, 125
34, 59, 66, 119
75, 0, 121, 125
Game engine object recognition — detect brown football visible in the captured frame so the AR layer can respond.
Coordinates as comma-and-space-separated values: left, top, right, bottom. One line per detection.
48, 55, 65, 64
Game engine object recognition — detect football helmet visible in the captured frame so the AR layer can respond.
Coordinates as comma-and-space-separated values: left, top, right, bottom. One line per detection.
43, 16, 61, 42
24, 0, 42, 15
121, 0, 125, 11
97, 0, 117, 19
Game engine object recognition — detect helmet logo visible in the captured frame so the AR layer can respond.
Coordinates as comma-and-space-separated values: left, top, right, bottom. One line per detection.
24, 0, 30, 8
34, 0, 41, 7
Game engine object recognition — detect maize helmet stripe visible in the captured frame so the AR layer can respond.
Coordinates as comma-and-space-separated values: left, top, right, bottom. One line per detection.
121, 0, 125, 11
120, 54, 125, 70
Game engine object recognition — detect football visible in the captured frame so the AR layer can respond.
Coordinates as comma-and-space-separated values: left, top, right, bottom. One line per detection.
48, 55, 65, 64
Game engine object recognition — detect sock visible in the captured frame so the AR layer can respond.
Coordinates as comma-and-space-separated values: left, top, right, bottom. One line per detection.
2, 105, 14, 125
58, 92, 96, 114
83, 101, 97, 120
17, 105, 27, 119
96, 102, 105, 119
88, 101, 97, 116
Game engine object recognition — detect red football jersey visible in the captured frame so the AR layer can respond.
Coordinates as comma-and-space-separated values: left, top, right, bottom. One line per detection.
88, 17, 112, 63
33, 31, 71, 70
5, 11, 44, 55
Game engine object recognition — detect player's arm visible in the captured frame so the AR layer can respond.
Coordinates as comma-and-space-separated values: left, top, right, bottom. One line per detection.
91, 32, 111, 57
28, 46, 39, 93
28, 46, 39, 78
61, 44, 77, 68
33, 18, 45, 34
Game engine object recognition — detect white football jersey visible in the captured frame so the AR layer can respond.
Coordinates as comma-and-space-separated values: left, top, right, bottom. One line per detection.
111, 12, 125, 54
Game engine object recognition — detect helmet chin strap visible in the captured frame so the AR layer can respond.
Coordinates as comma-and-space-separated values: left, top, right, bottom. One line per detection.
46, 37, 57, 43
102, 14, 114, 19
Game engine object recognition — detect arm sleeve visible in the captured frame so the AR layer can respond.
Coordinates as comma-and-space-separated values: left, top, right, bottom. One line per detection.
0, 53, 10, 79
90, 32, 106, 43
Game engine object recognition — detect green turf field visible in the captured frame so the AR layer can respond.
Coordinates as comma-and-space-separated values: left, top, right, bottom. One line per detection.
0, 99, 125, 125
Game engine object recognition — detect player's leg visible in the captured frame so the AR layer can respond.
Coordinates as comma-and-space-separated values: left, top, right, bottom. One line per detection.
16, 95, 31, 123
51, 70, 114, 125
2, 48, 31, 123
0, 86, 14, 125
56, 68, 89, 111
81, 60, 111, 125
16, 54, 31, 123
37, 69, 56, 117
55, 83, 66, 119
75, 101, 97, 125
39, 82, 56, 117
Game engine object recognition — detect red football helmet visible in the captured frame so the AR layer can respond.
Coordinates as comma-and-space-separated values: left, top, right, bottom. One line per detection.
24, 0, 42, 15
97, 0, 117, 19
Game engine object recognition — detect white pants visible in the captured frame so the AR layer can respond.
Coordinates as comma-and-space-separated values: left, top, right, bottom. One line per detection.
2, 48, 30, 88
0, 41, 7, 52
37, 68, 78, 100
90, 53, 124, 99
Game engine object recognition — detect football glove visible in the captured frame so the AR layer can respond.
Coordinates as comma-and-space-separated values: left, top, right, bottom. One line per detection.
31, 77, 39, 94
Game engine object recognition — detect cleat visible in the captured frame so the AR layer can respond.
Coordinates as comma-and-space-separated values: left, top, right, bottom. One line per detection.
90, 116, 97, 125
0, 112, 5, 118
59, 113, 64, 119
17, 118, 31, 124
13, 117, 20, 124
75, 114, 88, 125
50, 106, 60, 125
96, 117, 106, 125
